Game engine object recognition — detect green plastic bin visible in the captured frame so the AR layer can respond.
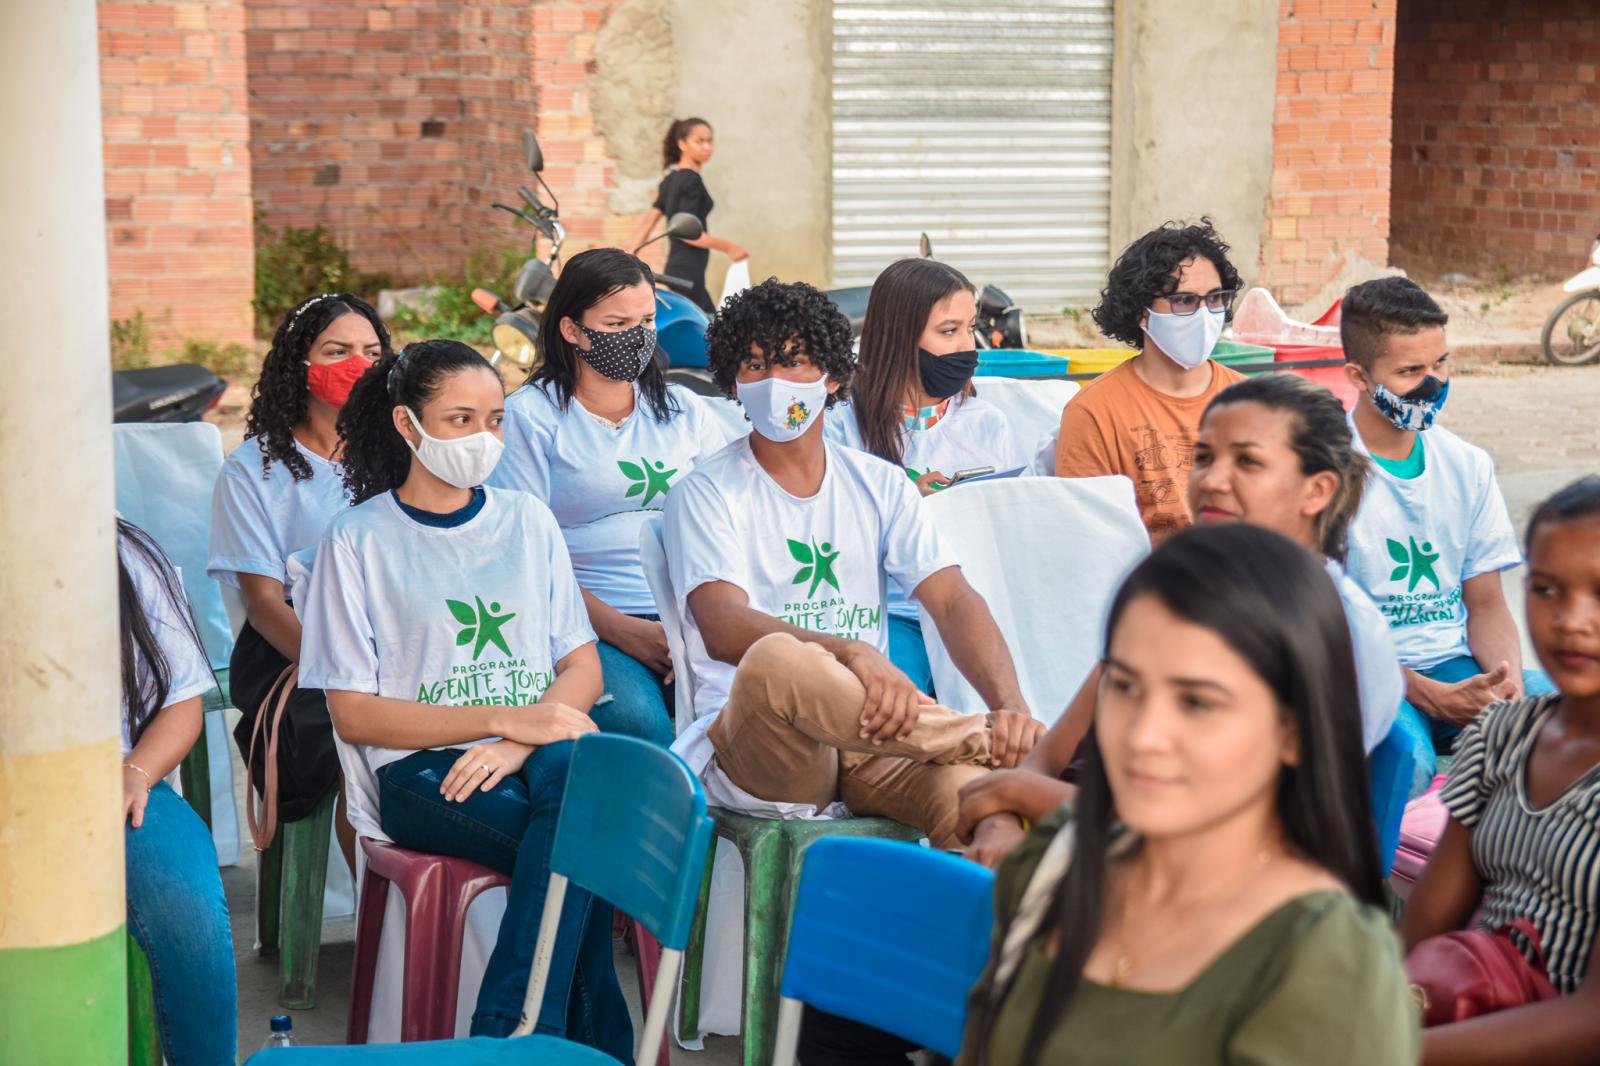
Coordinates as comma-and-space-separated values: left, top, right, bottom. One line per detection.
1211, 339, 1277, 371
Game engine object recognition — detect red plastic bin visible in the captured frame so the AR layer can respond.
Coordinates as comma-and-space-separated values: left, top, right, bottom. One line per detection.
1272, 344, 1357, 410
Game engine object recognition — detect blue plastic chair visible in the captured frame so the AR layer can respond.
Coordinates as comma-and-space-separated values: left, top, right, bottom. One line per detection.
1370, 720, 1419, 877
771, 837, 995, 1065
246, 734, 714, 1065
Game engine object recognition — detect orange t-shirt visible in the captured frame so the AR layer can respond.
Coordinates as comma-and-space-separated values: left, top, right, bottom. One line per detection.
1054, 358, 1246, 541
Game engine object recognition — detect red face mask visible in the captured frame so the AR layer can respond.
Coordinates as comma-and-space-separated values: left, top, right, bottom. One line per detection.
305, 354, 371, 408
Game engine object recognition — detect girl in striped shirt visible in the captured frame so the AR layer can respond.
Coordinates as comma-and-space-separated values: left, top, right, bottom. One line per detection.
1401, 475, 1600, 1064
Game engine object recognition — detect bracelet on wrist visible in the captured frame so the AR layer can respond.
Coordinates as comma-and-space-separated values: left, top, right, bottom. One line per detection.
123, 761, 153, 790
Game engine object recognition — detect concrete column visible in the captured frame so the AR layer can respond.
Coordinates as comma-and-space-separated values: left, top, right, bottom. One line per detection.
0, 1, 126, 1061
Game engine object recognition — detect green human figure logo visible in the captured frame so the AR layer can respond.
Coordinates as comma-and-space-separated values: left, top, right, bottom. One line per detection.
446, 596, 517, 661
788, 538, 842, 597
618, 456, 678, 507
1386, 536, 1441, 593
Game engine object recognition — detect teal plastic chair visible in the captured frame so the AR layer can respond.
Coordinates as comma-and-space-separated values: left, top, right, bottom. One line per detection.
246, 733, 714, 1065
772, 837, 996, 1065
1370, 720, 1420, 877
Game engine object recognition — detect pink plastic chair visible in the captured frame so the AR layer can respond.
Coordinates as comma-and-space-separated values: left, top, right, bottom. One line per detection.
347, 839, 510, 1044
348, 838, 676, 1060
631, 923, 672, 1066
1390, 775, 1450, 901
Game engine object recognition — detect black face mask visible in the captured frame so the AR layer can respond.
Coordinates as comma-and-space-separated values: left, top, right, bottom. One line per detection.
1401, 374, 1447, 402
576, 323, 656, 382
917, 347, 979, 399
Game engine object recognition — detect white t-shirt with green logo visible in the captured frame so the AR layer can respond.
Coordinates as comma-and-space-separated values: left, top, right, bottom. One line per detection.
489, 382, 730, 615
299, 487, 596, 838
827, 393, 1029, 619
207, 436, 349, 589
122, 535, 216, 757
1346, 418, 1521, 672
663, 435, 958, 813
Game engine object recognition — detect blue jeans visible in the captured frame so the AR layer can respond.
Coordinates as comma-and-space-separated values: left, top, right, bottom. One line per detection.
125, 781, 236, 1066
888, 614, 935, 697
1392, 655, 1556, 796
377, 745, 632, 1056
593, 621, 673, 747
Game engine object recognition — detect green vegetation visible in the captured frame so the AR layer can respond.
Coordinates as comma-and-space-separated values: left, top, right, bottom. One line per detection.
109, 310, 259, 378
253, 220, 389, 335
388, 248, 526, 346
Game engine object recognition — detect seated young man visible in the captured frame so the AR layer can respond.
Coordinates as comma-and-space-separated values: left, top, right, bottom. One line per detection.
664, 278, 1043, 847
1055, 219, 1247, 541
1340, 277, 1551, 789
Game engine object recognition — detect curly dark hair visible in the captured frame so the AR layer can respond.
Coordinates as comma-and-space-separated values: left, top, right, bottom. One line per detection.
245, 293, 392, 481
336, 339, 495, 504
704, 277, 855, 407
1092, 219, 1244, 349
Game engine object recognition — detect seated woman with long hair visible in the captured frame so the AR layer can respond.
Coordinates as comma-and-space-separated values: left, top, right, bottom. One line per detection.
297, 340, 628, 1050
119, 519, 237, 1064
958, 523, 1417, 1064
957, 374, 1403, 864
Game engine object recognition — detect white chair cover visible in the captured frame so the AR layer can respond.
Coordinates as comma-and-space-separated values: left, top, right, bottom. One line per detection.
918, 476, 1149, 727
970, 377, 1079, 476
113, 422, 241, 865
699, 395, 750, 445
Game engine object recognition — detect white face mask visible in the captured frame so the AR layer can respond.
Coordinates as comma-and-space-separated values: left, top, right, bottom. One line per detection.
404, 408, 505, 489
736, 374, 829, 443
1143, 307, 1226, 370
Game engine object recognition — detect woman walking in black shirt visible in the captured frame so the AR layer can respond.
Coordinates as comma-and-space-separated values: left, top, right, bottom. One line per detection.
630, 117, 748, 313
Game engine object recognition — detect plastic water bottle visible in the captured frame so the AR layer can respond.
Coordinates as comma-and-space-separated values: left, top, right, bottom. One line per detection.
261, 1014, 295, 1049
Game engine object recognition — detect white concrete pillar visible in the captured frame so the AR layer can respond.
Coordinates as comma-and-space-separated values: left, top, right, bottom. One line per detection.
0, 1, 126, 1060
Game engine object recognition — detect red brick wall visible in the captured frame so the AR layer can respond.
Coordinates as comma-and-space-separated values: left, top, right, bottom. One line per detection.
99, 1, 255, 347
1390, 0, 1600, 277
245, 0, 538, 285
1260, 0, 1396, 308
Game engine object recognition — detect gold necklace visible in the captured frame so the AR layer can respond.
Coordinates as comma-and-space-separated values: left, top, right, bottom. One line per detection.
1109, 847, 1274, 986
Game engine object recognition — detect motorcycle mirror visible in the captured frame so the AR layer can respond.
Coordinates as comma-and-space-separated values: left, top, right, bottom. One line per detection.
633, 212, 704, 254
664, 212, 704, 241
919, 232, 933, 258
522, 131, 544, 173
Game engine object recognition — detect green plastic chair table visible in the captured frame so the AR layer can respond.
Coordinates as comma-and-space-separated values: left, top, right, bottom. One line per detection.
676, 808, 924, 1066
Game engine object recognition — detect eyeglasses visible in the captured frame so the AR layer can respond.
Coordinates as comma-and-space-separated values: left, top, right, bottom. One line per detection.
1156, 290, 1237, 316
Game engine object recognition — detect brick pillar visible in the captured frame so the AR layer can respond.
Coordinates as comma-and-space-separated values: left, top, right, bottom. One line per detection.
99, 1, 254, 347
532, 0, 626, 249
1260, 0, 1396, 309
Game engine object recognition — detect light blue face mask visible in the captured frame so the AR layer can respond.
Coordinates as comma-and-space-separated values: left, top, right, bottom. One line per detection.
1371, 376, 1449, 432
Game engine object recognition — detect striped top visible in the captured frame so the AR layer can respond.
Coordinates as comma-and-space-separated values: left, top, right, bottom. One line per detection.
1442, 694, 1600, 994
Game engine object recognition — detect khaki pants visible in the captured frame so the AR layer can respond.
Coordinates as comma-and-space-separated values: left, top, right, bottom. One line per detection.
707, 632, 993, 848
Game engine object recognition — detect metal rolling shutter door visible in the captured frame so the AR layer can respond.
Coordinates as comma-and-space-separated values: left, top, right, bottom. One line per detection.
830, 0, 1114, 311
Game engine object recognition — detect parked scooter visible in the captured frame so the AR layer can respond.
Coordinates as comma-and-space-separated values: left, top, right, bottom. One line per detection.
112, 363, 227, 422
1542, 232, 1600, 366
472, 131, 710, 378
660, 233, 1030, 397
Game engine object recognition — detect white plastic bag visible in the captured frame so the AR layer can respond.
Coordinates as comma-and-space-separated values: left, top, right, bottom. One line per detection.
719, 259, 751, 307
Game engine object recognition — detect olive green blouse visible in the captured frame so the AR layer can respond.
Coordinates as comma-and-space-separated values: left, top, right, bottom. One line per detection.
958, 811, 1420, 1065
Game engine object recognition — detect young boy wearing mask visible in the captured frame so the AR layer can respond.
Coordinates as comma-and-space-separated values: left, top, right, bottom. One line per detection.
1341, 277, 1551, 790
663, 278, 1042, 848
1055, 219, 1246, 541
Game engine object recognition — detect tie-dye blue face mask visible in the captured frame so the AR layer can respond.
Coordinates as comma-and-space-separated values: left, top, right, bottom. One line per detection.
1371, 375, 1449, 432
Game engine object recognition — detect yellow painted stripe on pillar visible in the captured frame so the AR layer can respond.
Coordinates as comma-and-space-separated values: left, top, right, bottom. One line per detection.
0, 737, 125, 949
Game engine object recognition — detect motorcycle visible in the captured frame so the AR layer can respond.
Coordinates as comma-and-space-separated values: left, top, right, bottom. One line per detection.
1542, 232, 1600, 366
661, 234, 1029, 396
112, 363, 227, 422
472, 131, 710, 378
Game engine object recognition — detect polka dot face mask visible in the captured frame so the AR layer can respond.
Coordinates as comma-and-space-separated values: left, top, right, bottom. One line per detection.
575, 323, 657, 382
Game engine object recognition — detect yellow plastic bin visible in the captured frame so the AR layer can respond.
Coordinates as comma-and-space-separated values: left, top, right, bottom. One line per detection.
1037, 347, 1133, 376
